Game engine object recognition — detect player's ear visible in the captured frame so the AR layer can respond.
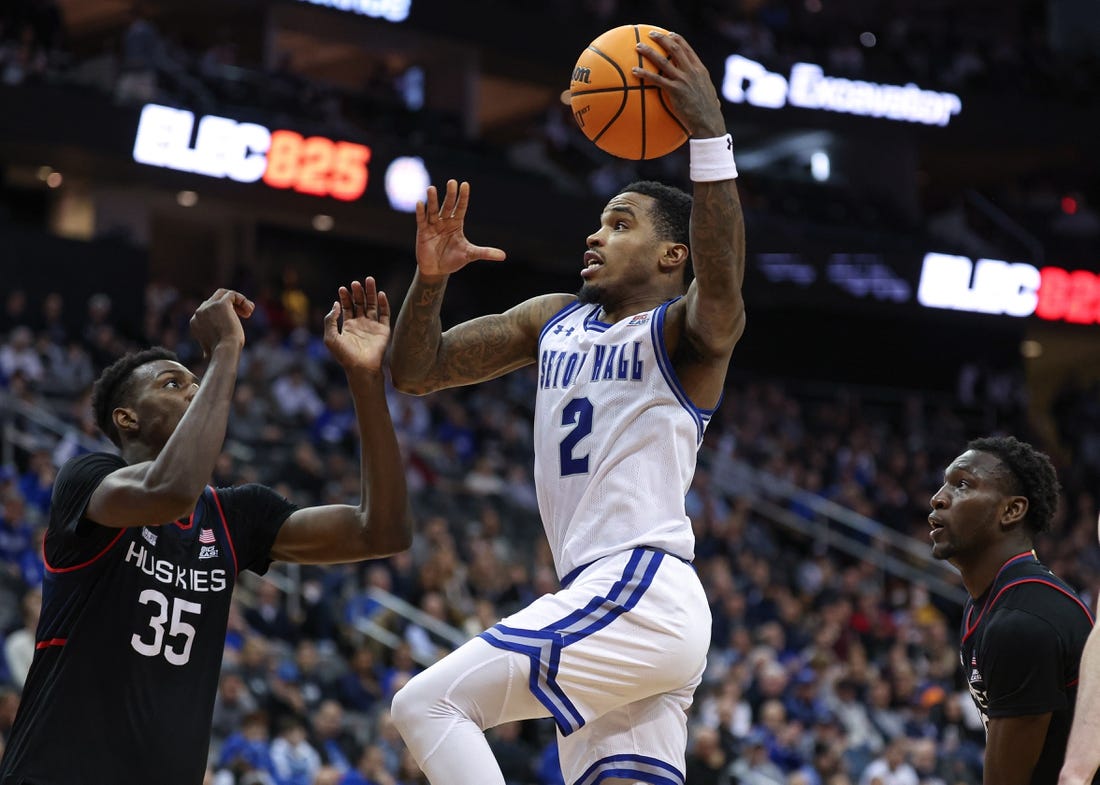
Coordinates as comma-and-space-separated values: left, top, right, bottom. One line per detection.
113, 407, 138, 437
1001, 495, 1029, 528
658, 242, 688, 274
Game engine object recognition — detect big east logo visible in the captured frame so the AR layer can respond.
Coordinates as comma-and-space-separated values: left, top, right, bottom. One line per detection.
132, 103, 371, 201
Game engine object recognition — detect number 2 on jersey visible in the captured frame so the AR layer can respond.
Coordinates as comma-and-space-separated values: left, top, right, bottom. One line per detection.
131, 589, 201, 666
559, 397, 593, 476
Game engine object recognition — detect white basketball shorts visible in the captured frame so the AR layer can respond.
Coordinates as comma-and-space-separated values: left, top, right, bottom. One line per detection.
481, 546, 711, 785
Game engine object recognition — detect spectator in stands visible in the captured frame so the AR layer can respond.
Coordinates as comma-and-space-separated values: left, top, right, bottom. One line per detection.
244, 579, 298, 646
227, 381, 281, 448
730, 728, 786, 785
827, 677, 881, 761
0, 23, 46, 86
340, 743, 397, 785
309, 698, 358, 774
312, 386, 358, 451
685, 723, 731, 785
290, 638, 337, 713
273, 441, 327, 504
403, 591, 453, 664
212, 669, 261, 746
3, 586, 39, 690
0, 289, 28, 339
380, 642, 419, 701
0, 326, 43, 384
15, 524, 43, 590
907, 737, 948, 785
16, 449, 53, 516
269, 713, 322, 785
114, 3, 167, 104
271, 366, 324, 426
337, 644, 384, 716
0, 483, 32, 572
785, 667, 830, 728
486, 721, 537, 785
38, 338, 94, 400
857, 737, 917, 785
37, 291, 67, 345
216, 709, 278, 785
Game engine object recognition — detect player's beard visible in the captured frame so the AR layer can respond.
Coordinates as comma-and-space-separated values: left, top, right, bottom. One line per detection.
577, 283, 604, 304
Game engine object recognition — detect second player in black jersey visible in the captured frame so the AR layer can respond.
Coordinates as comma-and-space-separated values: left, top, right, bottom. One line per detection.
931, 435, 1096, 785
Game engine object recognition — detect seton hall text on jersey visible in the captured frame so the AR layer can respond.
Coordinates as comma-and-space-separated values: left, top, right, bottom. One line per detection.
539, 342, 645, 390
125, 540, 228, 592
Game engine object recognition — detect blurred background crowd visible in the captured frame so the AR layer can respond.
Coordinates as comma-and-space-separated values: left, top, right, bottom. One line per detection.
2, 0, 1100, 784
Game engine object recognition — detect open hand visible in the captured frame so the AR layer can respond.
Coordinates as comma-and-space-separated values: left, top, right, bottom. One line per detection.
414, 179, 506, 277
324, 278, 390, 372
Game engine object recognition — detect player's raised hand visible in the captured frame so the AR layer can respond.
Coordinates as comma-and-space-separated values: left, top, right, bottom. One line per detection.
633, 31, 726, 139
190, 288, 253, 357
325, 277, 390, 373
414, 179, 507, 277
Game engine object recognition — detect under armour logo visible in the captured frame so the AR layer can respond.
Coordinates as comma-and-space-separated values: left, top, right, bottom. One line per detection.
553, 325, 575, 336
727, 137, 733, 150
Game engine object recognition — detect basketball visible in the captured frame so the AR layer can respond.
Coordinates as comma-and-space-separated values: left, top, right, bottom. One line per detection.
569, 23, 689, 160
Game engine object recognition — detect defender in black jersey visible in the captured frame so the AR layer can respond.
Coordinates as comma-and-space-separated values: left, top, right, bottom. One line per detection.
0, 282, 409, 785
930, 436, 1096, 785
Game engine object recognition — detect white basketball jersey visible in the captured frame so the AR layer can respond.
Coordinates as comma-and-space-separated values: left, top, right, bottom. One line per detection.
532, 298, 714, 580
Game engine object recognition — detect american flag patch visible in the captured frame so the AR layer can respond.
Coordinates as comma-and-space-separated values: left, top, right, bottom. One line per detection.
199, 528, 216, 544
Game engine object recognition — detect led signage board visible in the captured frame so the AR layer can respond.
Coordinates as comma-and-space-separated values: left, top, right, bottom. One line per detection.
296, 0, 410, 22
918, 252, 1100, 324
722, 55, 962, 126
132, 104, 371, 201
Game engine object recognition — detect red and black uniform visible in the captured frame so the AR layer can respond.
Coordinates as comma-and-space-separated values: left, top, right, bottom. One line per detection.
960, 550, 1097, 785
0, 452, 296, 785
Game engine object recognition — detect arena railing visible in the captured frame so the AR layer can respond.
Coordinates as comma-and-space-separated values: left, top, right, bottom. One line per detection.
703, 445, 968, 608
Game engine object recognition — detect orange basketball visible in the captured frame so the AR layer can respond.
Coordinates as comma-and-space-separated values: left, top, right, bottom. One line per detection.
569, 23, 689, 160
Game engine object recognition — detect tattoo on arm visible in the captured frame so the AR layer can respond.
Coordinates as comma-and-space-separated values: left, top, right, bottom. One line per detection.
432, 315, 532, 387
416, 281, 445, 307
391, 276, 447, 390
691, 181, 744, 293
394, 289, 566, 393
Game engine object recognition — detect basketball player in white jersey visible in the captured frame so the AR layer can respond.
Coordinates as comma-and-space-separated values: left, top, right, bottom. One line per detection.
388, 30, 745, 785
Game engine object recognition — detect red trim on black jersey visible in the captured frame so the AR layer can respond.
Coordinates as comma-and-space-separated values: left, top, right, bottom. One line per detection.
963, 557, 1095, 646
173, 508, 195, 530
43, 528, 126, 574
962, 551, 1037, 643
986, 578, 1095, 627
209, 486, 239, 574
35, 638, 66, 649
974, 577, 1094, 689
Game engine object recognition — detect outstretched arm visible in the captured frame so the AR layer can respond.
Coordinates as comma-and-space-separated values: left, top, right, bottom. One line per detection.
390, 179, 572, 395
1060, 623, 1100, 784
636, 32, 746, 408
270, 278, 409, 563
1059, 513, 1100, 785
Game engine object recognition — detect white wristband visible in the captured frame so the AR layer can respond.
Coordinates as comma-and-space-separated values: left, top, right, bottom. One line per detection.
689, 134, 738, 182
